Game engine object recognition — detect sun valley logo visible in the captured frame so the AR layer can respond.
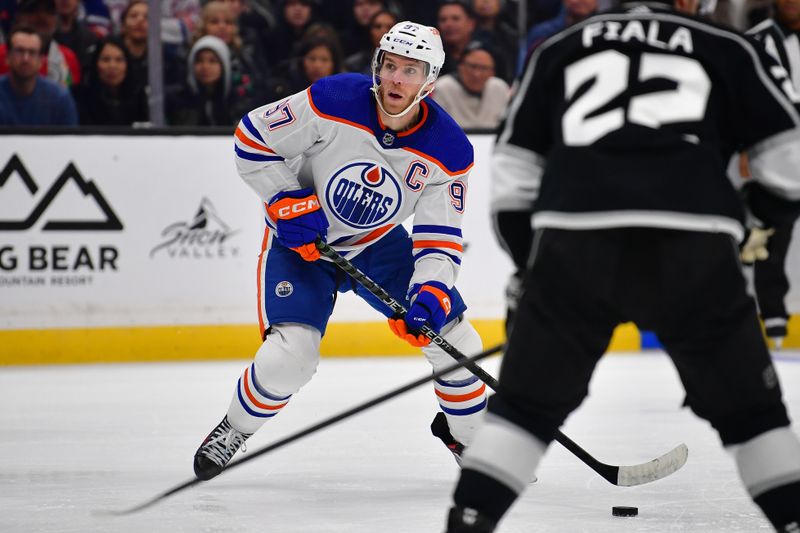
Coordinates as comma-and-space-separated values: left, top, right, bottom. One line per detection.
0, 153, 123, 231
150, 198, 240, 259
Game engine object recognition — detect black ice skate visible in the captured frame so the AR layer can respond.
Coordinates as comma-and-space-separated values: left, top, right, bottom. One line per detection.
193, 416, 252, 480
431, 411, 465, 466
445, 506, 497, 533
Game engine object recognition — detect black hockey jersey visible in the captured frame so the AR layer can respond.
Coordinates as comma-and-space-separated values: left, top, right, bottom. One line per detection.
747, 18, 800, 90
491, 2, 800, 248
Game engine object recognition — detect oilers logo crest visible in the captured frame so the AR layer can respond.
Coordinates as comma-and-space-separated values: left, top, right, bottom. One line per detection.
324, 161, 401, 229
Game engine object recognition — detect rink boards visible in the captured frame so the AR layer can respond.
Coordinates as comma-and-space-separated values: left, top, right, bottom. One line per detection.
1, 132, 798, 364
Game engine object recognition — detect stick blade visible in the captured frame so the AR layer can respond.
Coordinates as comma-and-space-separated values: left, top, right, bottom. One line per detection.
616, 443, 688, 487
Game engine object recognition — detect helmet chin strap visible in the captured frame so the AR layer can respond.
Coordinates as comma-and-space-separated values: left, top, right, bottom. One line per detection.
371, 82, 433, 119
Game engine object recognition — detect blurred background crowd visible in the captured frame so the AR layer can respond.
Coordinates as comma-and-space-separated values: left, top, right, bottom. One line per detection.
0, 0, 792, 128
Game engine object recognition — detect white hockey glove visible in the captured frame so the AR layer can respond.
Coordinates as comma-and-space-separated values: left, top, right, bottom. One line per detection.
740, 227, 775, 264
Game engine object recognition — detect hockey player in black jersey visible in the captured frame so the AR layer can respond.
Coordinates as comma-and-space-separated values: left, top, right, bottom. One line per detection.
743, 2, 800, 348
444, 0, 800, 530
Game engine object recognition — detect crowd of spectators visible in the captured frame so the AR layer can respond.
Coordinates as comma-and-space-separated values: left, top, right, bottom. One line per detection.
0, 0, 774, 128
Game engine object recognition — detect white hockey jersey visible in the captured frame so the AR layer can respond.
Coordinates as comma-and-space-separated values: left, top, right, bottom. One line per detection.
233, 73, 474, 290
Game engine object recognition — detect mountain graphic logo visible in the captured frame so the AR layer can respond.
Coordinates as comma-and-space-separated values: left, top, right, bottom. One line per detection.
188, 198, 232, 232
150, 197, 239, 258
0, 153, 123, 231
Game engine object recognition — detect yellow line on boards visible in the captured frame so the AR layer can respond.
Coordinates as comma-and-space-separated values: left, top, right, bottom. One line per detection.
2, 318, 794, 365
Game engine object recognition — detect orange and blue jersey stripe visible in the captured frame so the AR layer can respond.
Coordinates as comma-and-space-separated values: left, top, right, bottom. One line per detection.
236, 363, 292, 418
412, 224, 463, 265
327, 223, 397, 254
434, 374, 487, 416
234, 114, 286, 163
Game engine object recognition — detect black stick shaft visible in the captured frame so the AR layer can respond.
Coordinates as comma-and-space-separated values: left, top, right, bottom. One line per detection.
315, 239, 619, 482
106, 342, 505, 516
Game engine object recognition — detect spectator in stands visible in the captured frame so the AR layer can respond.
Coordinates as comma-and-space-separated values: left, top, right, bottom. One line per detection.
263, 0, 316, 69
167, 35, 237, 125
472, 0, 517, 82
432, 40, 509, 129
99, 0, 198, 45
119, 0, 148, 91
70, 36, 147, 125
196, 1, 268, 122
119, 0, 185, 96
437, 0, 479, 77
222, 0, 273, 62
344, 8, 396, 74
54, 0, 98, 73
81, 0, 113, 38
161, 0, 201, 48
1, 0, 16, 39
341, 0, 384, 56
0, 0, 82, 87
266, 30, 342, 100
518, 0, 596, 74
0, 26, 78, 125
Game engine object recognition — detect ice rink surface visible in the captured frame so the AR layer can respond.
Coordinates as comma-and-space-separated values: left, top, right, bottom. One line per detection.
1, 350, 799, 533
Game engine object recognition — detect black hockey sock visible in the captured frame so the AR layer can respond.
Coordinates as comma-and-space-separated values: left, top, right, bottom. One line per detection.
753, 480, 800, 532
453, 468, 519, 525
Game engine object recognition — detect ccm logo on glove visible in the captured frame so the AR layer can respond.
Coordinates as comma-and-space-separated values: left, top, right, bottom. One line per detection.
270, 198, 321, 219
268, 188, 329, 261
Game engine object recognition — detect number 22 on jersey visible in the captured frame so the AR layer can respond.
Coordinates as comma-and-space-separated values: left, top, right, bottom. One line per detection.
563, 50, 711, 146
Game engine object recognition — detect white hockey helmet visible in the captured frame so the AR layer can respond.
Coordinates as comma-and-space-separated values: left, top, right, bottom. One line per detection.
371, 21, 446, 118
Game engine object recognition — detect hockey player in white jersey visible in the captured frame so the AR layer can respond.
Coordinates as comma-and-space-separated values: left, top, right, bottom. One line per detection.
193, 21, 488, 480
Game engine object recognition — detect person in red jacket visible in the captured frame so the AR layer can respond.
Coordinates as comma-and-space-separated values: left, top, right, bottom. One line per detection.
0, 0, 81, 87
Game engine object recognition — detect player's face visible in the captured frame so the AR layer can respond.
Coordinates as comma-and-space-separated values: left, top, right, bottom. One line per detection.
377, 53, 429, 114
96, 43, 127, 87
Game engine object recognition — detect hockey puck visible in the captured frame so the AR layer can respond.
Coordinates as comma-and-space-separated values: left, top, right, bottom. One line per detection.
612, 506, 638, 517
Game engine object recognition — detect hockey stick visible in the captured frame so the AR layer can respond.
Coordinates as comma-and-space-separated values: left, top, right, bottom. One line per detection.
96, 342, 505, 516
315, 239, 688, 487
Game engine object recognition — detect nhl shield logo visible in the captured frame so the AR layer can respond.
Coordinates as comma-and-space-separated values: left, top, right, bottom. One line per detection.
324, 161, 402, 230
275, 281, 293, 297
382, 132, 395, 146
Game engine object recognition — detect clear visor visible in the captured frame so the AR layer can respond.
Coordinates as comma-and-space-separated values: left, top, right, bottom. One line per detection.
374, 51, 430, 86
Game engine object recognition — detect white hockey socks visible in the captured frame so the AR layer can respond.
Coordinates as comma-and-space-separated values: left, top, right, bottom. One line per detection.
424, 318, 487, 445
460, 413, 547, 494
226, 362, 293, 434
729, 427, 800, 531
226, 323, 321, 434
